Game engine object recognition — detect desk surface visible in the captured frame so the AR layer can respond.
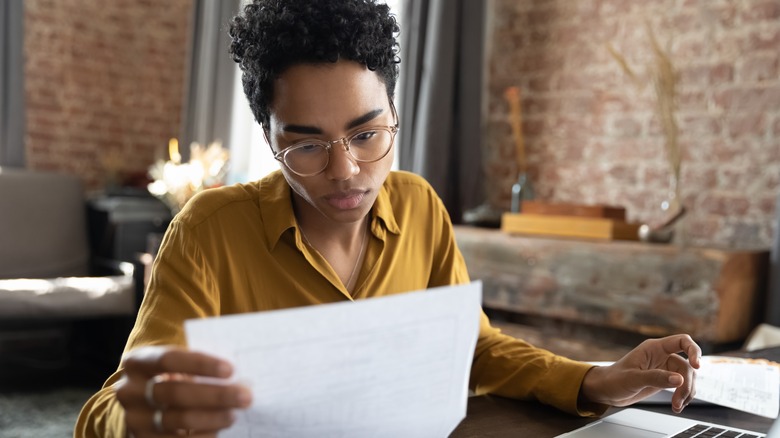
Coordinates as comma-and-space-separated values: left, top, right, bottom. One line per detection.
451, 346, 780, 437
451, 395, 774, 437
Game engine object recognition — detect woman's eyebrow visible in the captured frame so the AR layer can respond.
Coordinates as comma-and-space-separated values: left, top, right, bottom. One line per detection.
346, 108, 383, 129
282, 108, 384, 135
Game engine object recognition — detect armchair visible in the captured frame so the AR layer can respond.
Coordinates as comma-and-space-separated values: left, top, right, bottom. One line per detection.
0, 168, 137, 380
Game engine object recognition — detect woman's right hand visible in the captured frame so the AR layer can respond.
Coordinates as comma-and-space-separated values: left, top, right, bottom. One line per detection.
114, 346, 253, 437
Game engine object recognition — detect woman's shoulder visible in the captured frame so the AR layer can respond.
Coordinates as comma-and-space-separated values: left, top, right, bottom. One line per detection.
384, 170, 436, 194
173, 182, 258, 227
382, 171, 444, 214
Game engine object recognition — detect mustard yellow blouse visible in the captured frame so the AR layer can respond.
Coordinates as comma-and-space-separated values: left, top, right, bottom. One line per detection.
76, 170, 602, 437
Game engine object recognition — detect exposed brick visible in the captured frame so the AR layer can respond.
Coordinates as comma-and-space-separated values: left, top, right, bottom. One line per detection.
684, 216, 721, 241
700, 193, 751, 216
527, 6, 559, 27
747, 27, 780, 51
516, 51, 567, 74
681, 166, 717, 188
606, 164, 640, 185
757, 196, 779, 216
521, 119, 546, 137
714, 86, 780, 112
677, 90, 708, 110
716, 163, 769, 191
762, 141, 780, 163
486, 0, 779, 247
24, 0, 192, 191
710, 63, 735, 84
674, 34, 708, 61
610, 117, 643, 138
741, 0, 780, 22
739, 54, 779, 82
610, 138, 666, 162
680, 114, 722, 138
701, 2, 738, 28
642, 164, 670, 187
529, 75, 554, 92
599, 0, 635, 16
723, 219, 771, 248
592, 91, 638, 113
726, 113, 766, 138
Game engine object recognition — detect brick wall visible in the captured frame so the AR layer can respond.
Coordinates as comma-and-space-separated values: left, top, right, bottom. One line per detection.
24, 0, 193, 190
484, 0, 780, 248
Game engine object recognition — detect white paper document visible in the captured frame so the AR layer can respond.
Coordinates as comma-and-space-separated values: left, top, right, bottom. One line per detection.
694, 355, 780, 419
185, 281, 483, 438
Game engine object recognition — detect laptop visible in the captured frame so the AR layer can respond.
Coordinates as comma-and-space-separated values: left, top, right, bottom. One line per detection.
556, 408, 776, 438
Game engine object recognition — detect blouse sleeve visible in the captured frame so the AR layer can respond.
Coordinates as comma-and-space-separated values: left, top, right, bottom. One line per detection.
75, 218, 220, 437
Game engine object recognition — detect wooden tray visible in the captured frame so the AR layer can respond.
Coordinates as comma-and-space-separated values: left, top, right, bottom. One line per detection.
520, 201, 626, 220
501, 213, 641, 241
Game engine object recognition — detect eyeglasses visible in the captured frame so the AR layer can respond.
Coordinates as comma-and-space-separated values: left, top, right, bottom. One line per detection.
272, 105, 400, 177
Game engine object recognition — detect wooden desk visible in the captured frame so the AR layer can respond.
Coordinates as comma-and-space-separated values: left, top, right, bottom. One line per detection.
451, 395, 774, 437
451, 347, 780, 437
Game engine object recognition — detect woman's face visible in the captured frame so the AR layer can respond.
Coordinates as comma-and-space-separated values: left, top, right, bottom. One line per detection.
267, 60, 396, 227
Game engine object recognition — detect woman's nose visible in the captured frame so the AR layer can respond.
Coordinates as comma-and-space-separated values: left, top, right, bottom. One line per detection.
324, 140, 359, 181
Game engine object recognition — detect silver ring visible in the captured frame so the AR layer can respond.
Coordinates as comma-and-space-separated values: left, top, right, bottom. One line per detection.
153, 409, 164, 432
144, 375, 165, 408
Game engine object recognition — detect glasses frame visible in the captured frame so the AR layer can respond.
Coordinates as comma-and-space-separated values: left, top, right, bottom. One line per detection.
271, 102, 400, 177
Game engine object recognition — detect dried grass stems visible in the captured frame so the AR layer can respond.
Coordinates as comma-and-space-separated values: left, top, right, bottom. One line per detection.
503, 86, 526, 175
608, 24, 681, 207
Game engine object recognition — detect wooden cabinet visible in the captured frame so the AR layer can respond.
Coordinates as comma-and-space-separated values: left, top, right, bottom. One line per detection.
455, 226, 769, 345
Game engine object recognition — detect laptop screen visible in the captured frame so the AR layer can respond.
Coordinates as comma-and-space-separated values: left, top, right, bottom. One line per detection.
767, 416, 780, 438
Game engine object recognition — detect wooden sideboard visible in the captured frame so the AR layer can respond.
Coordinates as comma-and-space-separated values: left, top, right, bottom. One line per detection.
454, 226, 770, 346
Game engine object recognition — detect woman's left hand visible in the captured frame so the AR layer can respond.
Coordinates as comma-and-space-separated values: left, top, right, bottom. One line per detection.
579, 334, 702, 413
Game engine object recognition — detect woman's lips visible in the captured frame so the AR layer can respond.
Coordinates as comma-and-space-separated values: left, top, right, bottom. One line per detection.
325, 190, 366, 210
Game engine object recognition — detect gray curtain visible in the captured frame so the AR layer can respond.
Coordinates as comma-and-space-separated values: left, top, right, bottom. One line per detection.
0, 0, 25, 167
768, 194, 780, 326
179, 0, 241, 160
398, 0, 486, 222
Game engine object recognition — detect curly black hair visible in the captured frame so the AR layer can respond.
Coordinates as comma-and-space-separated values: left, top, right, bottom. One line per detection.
229, 0, 401, 128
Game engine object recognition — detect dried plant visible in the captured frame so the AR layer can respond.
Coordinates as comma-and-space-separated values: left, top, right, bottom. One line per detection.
608, 24, 681, 209
503, 86, 526, 174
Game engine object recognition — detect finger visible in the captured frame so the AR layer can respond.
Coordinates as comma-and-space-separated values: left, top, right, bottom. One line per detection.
635, 369, 685, 390
123, 346, 233, 380
666, 353, 696, 386
655, 334, 702, 369
126, 407, 237, 435
681, 385, 697, 410
123, 407, 159, 437
117, 373, 252, 411
671, 386, 687, 412
115, 371, 180, 409
685, 341, 702, 369
670, 370, 696, 413
153, 380, 252, 409
168, 408, 238, 434
114, 375, 142, 409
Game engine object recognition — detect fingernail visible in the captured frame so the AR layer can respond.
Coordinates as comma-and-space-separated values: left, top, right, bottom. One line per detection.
668, 375, 683, 386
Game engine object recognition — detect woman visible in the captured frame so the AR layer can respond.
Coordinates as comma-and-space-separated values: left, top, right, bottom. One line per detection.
76, 1, 699, 436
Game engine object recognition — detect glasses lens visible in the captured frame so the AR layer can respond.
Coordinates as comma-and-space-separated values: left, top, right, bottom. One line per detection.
284, 143, 329, 175
348, 128, 393, 162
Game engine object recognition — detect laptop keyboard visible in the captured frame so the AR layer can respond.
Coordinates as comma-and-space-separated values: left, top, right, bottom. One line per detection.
671, 423, 764, 437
